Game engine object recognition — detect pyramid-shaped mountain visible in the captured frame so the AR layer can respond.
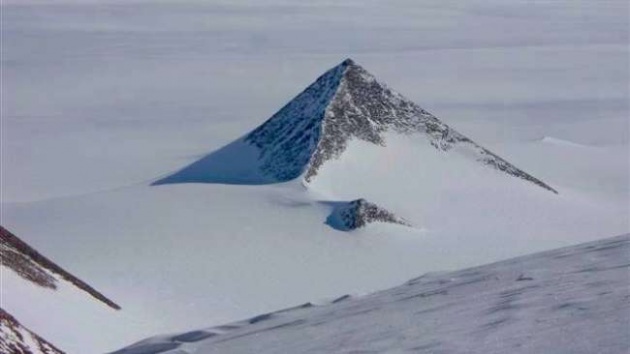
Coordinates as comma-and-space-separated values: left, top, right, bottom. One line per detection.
155, 59, 556, 193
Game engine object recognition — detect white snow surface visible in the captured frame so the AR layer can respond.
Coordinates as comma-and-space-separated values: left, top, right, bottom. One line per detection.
112, 234, 630, 354
1, 1, 628, 353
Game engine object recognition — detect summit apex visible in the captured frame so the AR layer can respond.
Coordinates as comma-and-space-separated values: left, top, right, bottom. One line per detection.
340, 58, 356, 67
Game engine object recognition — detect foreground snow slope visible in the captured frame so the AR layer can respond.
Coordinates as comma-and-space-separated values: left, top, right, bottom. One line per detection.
114, 234, 630, 354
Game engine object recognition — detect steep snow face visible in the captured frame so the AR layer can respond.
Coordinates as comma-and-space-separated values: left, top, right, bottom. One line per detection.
159, 59, 556, 193
0, 309, 64, 354
112, 234, 630, 354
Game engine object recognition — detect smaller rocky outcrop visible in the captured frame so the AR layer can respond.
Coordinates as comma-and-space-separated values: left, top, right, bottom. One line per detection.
329, 199, 410, 231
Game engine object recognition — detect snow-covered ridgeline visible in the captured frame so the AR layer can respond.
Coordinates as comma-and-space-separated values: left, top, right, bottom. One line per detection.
113, 234, 630, 354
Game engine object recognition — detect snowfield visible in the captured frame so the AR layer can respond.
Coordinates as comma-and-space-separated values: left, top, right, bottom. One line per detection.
1, 0, 628, 353
114, 234, 630, 354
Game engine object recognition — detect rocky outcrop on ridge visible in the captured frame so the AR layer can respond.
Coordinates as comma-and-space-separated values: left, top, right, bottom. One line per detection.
329, 199, 410, 230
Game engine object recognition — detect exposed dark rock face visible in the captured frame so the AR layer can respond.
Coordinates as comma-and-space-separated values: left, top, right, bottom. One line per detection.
0, 242, 57, 290
0, 226, 121, 310
245, 59, 557, 193
0, 308, 64, 354
331, 199, 410, 231
245, 62, 346, 181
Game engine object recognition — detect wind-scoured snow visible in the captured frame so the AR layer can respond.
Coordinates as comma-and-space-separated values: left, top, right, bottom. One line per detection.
112, 234, 630, 354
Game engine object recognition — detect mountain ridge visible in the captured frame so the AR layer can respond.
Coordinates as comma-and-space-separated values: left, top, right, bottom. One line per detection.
0, 226, 121, 310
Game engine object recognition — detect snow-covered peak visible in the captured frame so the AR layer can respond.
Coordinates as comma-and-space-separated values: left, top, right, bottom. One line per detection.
159, 59, 556, 193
